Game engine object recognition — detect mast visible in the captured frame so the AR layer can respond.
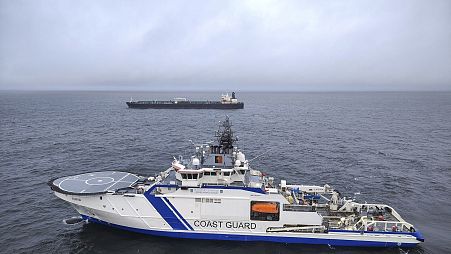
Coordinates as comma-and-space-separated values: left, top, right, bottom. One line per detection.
215, 116, 237, 154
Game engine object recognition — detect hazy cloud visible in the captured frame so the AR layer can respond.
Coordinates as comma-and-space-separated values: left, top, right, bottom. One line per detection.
1, 0, 450, 90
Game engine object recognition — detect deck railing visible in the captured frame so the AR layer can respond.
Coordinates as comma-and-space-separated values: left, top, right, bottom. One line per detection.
363, 220, 415, 232
353, 216, 415, 233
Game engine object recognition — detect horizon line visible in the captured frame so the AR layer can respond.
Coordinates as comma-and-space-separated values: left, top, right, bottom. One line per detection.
1, 88, 451, 93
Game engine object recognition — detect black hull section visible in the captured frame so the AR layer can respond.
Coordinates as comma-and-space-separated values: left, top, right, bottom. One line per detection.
126, 102, 244, 109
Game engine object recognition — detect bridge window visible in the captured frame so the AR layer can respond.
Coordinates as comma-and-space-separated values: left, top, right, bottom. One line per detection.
223, 172, 231, 176
250, 201, 280, 221
182, 174, 187, 179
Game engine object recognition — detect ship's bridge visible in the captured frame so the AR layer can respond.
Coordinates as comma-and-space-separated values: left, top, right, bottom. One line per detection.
175, 166, 253, 187
162, 116, 265, 191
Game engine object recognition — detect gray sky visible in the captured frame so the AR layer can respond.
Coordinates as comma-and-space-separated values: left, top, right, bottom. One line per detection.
1, 0, 450, 91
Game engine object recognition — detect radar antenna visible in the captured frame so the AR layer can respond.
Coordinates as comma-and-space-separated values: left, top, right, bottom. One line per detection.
215, 116, 238, 153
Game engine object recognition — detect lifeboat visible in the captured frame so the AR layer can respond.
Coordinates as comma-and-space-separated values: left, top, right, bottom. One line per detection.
251, 202, 279, 213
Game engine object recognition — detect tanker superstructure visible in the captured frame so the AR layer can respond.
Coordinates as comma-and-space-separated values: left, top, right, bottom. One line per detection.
49, 117, 424, 248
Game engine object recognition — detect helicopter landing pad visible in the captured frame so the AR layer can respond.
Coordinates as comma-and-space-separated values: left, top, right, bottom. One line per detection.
49, 171, 139, 195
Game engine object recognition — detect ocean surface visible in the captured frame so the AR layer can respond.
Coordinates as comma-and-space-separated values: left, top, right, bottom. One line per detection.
0, 91, 450, 254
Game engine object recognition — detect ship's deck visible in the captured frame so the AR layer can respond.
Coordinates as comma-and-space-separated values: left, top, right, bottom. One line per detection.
49, 171, 139, 195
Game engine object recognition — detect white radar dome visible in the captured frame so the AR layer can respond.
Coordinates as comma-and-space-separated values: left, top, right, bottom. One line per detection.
192, 158, 200, 166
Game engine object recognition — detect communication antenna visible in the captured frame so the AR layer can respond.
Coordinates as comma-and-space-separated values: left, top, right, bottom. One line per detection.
248, 149, 272, 163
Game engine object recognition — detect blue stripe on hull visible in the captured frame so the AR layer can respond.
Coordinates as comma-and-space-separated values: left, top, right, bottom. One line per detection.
143, 192, 188, 230
80, 215, 418, 248
163, 197, 194, 230
201, 185, 266, 194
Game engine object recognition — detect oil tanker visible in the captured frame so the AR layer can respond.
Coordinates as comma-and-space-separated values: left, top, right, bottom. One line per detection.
126, 92, 244, 109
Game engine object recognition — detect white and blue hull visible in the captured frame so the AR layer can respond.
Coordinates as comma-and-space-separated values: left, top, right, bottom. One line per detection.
81, 215, 421, 247
56, 191, 423, 248
50, 119, 424, 248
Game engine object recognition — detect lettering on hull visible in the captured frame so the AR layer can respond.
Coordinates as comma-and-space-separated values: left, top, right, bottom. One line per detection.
194, 220, 257, 230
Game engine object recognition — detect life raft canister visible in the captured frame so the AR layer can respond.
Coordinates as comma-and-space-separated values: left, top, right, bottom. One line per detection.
251, 202, 279, 213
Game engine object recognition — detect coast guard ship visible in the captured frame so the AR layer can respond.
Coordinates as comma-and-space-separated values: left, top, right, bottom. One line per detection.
49, 117, 424, 247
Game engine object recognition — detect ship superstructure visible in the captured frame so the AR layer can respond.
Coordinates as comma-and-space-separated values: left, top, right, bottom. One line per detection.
49, 117, 423, 247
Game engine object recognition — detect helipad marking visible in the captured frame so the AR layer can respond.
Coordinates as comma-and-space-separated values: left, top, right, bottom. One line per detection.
105, 173, 131, 190
85, 177, 115, 186
53, 171, 140, 194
